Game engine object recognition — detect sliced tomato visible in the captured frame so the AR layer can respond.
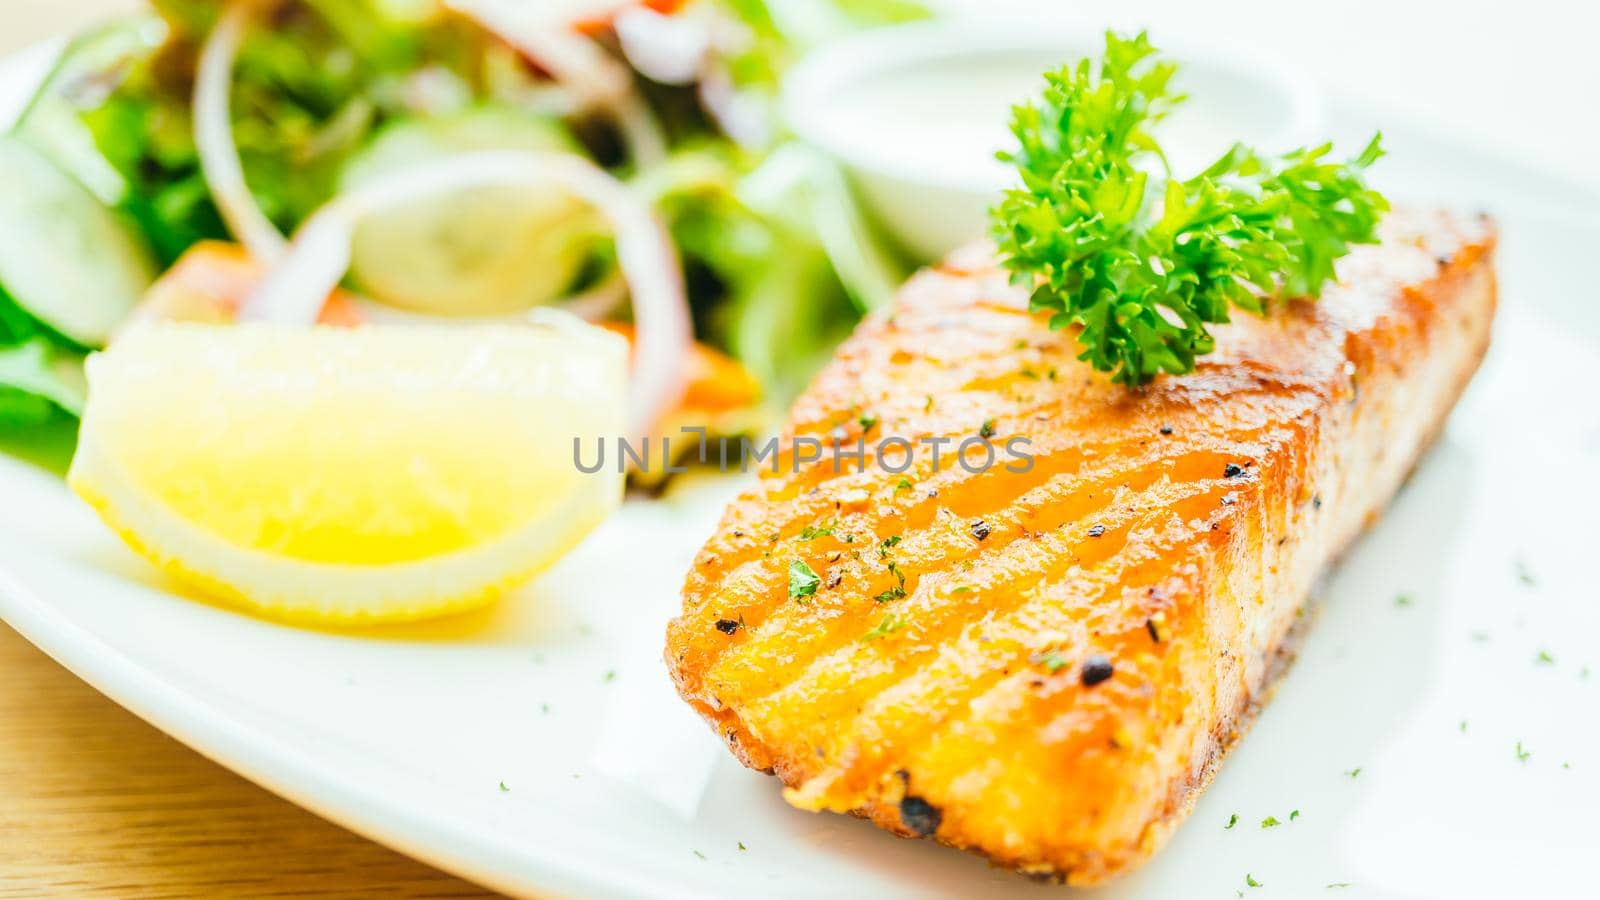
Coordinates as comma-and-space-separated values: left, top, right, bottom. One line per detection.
127, 242, 363, 330
572, 0, 687, 34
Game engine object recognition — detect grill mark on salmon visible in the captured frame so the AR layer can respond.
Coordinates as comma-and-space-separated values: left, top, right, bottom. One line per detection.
666, 209, 1496, 883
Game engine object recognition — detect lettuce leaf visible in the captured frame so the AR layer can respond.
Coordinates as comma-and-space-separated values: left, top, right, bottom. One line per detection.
0, 338, 86, 426
81, 1, 489, 266
642, 142, 906, 403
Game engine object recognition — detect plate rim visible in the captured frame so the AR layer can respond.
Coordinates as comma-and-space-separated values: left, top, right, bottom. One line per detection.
0, 561, 710, 900
3, 18, 1600, 900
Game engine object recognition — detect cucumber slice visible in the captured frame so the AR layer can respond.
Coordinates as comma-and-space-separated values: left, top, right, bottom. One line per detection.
341, 109, 600, 316
12, 15, 167, 205
0, 136, 156, 347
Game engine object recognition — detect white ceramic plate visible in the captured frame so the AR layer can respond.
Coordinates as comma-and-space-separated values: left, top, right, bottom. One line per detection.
4, 29, 1600, 900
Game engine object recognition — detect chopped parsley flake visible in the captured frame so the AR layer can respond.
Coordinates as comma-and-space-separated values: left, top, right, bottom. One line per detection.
894, 477, 914, 493
979, 418, 997, 439
858, 412, 879, 432
1225, 813, 1238, 829
1516, 741, 1532, 763
1536, 649, 1555, 665
1515, 558, 1537, 586
498, 781, 510, 792
692, 850, 707, 860
1260, 816, 1281, 828
875, 559, 908, 602
1394, 594, 1413, 607
1290, 809, 1300, 821
860, 614, 908, 642
1032, 651, 1071, 673
1327, 883, 1353, 889
1246, 874, 1263, 888
788, 560, 821, 599
737, 841, 747, 851
1344, 767, 1362, 778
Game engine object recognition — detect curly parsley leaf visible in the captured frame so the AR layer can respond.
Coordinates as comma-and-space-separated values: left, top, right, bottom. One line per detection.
991, 31, 1388, 385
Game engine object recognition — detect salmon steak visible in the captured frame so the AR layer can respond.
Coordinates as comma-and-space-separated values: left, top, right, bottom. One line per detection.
664, 209, 1496, 883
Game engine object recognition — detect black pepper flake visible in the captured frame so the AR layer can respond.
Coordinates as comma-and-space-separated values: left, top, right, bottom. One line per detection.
898, 795, 942, 837
970, 520, 992, 541
1087, 524, 1106, 538
714, 619, 739, 635
1080, 654, 1115, 686
1224, 463, 1245, 478
1312, 494, 1323, 509
1159, 425, 1173, 435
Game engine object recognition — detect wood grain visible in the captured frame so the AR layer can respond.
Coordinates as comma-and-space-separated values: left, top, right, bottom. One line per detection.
0, 624, 497, 898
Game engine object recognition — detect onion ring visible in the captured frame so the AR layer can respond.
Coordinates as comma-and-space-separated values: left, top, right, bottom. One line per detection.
194, 1, 287, 262
241, 150, 691, 438
444, 0, 667, 167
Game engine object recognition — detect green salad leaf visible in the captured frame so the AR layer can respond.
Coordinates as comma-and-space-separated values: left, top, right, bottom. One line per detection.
1, 287, 84, 428
991, 31, 1389, 385
642, 142, 905, 403
1, 0, 926, 437
76, 0, 489, 266
0, 338, 86, 426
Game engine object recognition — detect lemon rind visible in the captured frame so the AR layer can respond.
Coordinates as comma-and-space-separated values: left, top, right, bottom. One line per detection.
69, 436, 622, 625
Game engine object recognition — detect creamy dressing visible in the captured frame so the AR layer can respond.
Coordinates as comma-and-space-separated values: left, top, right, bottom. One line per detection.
814, 49, 1293, 191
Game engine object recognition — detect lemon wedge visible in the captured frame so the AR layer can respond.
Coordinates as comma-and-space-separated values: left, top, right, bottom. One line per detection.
68, 318, 627, 624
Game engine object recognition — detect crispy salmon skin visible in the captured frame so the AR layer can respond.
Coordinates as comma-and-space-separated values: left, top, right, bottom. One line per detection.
665, 210, 1496, 883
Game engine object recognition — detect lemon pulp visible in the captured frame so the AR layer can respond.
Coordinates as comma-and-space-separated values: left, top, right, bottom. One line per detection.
68, 319, 627, 624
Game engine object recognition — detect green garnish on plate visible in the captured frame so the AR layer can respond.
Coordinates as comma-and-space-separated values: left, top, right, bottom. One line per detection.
992, 31, 1388, 385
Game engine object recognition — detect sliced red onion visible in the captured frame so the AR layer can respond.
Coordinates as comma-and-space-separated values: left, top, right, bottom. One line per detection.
697, 67, 770, 149
445, 0, 667, 167
614, 6, 710, 86
194, 2, 287, 262
559, 267, 628, 321
241, 150, 691, 437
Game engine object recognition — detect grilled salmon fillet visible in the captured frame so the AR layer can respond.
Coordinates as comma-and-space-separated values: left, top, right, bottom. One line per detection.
665, 210, 1496, 883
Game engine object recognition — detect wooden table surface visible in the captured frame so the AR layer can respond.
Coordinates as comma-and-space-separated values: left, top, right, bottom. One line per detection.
0, 5, 491, 898
0, 626, 495, 898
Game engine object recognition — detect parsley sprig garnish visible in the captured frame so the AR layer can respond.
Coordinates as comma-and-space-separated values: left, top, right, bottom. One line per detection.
992, 31, 1388, 385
